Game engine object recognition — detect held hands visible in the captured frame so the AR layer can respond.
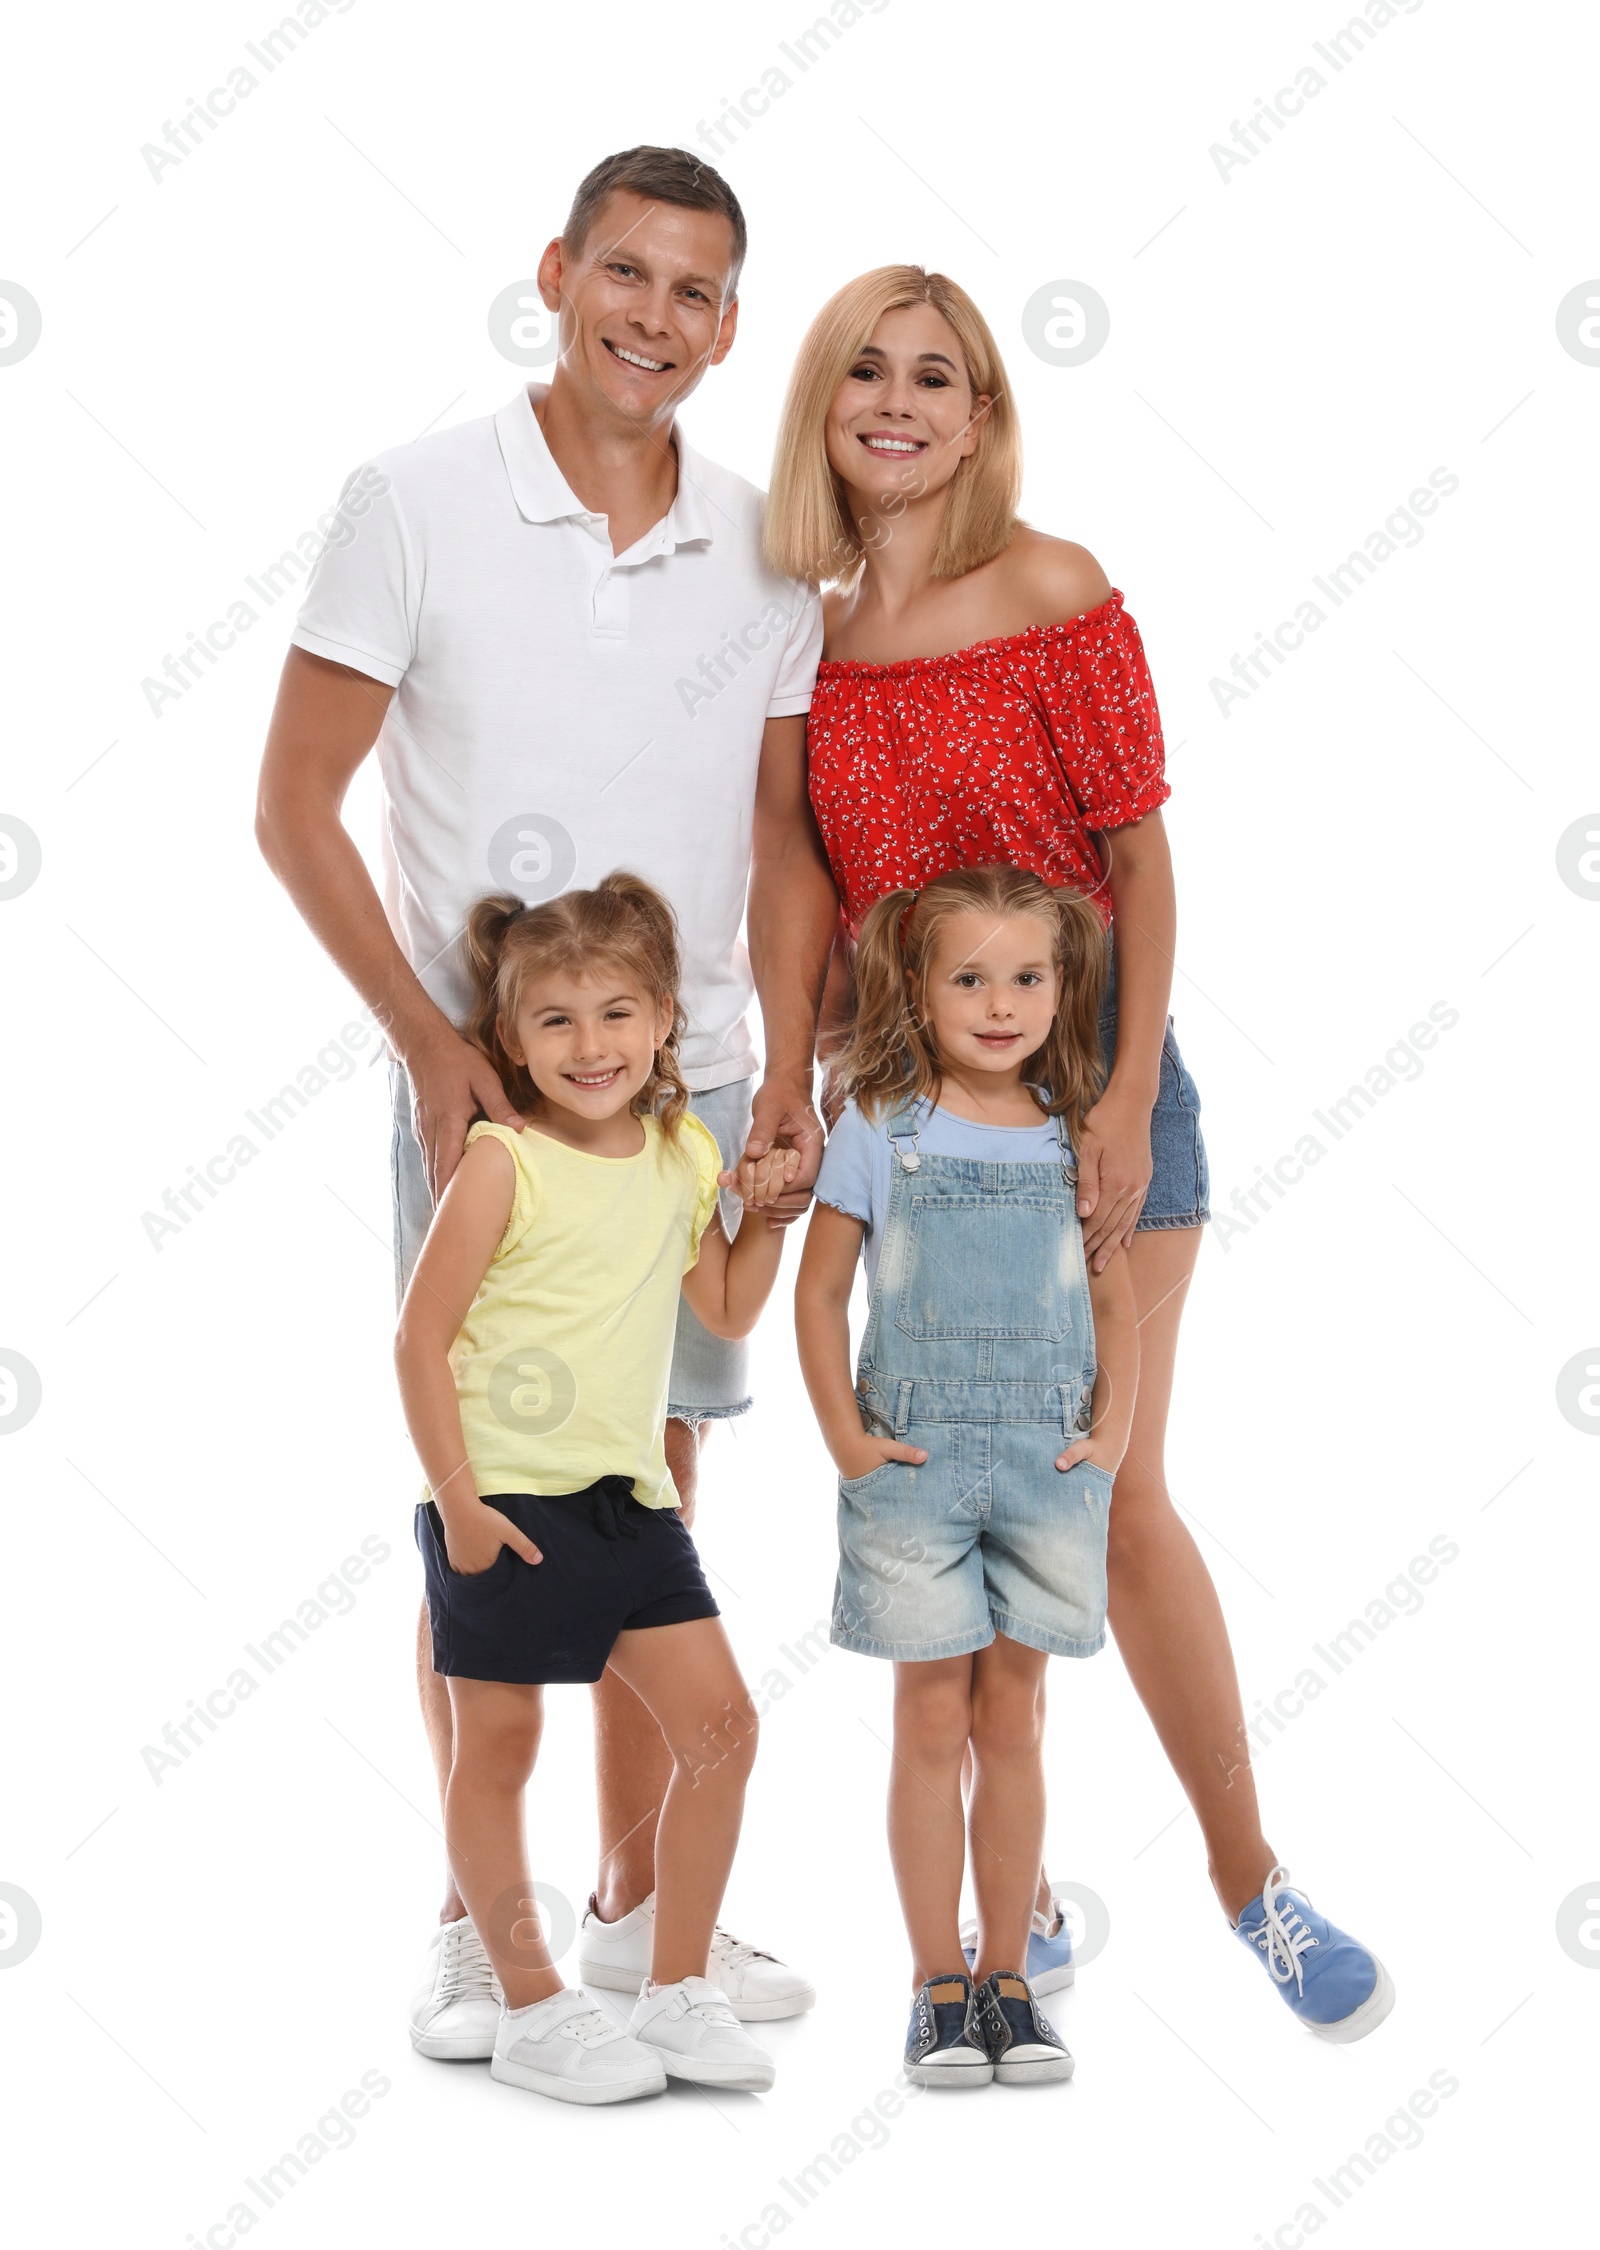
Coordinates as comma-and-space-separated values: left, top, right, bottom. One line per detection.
729, 1072, 823, 1225
1076, 1088, 1155, 1272
718, 1144, 803, 1208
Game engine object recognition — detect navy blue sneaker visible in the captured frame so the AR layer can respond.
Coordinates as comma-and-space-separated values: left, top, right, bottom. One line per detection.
1234, 1866, 1394, 2043
961, 1900, 1076, 1995
903, 1972, 993, 2088
974, 1970, 1075, 2084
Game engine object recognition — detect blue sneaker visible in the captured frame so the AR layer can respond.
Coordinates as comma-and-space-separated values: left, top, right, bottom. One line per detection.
1234, 1866, 1394, 2042
960, 1901, 1076, 1995
974, 1970, 1075, 2084
903, 1972, 993, 2088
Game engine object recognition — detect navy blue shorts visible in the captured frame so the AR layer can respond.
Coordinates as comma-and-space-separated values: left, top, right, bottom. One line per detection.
415, 1477, 719, 1685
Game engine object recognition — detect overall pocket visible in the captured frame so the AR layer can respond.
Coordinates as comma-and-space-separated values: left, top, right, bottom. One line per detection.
894, 1192, 1075, 1342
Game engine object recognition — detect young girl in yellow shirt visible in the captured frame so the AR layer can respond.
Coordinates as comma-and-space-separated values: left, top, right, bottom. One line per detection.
395, 871, 797, 2107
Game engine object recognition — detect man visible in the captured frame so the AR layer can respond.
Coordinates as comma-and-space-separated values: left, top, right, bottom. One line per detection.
256, 147, 837, 2055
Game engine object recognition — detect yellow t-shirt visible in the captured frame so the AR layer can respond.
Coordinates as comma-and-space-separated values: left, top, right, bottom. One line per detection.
446, 1111, 721, 1509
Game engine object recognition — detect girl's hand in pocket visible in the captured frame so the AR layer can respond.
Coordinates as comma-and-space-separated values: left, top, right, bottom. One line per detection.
442, 1499, 543, 1574
836, 1435, 928, 1483
1055, 1433, 1128, 1477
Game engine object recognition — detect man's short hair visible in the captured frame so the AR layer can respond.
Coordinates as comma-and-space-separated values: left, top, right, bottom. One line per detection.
563, 146, 747, 297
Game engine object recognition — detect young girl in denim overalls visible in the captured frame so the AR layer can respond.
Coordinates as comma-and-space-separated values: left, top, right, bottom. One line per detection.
796, 864, 1139, 2088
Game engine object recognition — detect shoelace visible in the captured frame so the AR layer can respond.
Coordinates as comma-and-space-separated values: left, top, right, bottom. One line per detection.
560, 2007, 623, 2047
710, 1927, 771, 1976
439, 1922, 498, 2005
1255, 1868, 1319, 1993
684, 1992, 740, 2026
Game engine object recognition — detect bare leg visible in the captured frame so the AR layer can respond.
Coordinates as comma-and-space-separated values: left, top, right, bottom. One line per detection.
416, 1603, 466, 1922
888, 1656, 974, 1989
1108, 1227, 1277, 1920
962, 1737, 1059, 1922
590, 1417, 707, 1922
966, 1636, 1050, 1983
603, 1618, 759, 1986
444, 1677, 561, 2010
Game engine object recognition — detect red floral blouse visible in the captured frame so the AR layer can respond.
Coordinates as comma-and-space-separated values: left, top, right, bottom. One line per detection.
806, 589, 1169, 933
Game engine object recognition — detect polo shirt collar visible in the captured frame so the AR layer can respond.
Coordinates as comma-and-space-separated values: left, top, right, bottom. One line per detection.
496, 384, 715, 551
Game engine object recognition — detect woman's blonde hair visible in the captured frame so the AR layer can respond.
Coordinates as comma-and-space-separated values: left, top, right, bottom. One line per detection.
764, 266, 1022, 587
833, 866, 1108, 1143
462, 870, 690, 1140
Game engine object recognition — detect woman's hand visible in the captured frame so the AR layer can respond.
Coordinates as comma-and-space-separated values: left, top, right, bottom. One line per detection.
1076, 1088, 1155, 1271
835, 1433, 929, 1483
441, 1497, 543, 1575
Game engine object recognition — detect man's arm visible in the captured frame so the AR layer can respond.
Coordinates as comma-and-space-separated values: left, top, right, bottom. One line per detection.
740, 711, 838, 1200
255, 647, 521, 1200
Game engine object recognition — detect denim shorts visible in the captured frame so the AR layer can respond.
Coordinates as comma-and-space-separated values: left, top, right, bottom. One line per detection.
833, 1418, 1112, 1662
1099, 954, 1210, 1230
388, 1062, 755, 1423
415, 1478, 719, 1685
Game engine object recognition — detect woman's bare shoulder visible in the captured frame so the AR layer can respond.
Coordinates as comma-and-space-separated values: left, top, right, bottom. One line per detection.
990, 529, 1114, 628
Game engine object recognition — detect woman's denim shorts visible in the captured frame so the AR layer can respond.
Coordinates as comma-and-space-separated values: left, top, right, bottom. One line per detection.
1099, 955, 1210, 1230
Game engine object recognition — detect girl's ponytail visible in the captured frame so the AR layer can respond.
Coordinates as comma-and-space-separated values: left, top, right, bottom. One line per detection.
463, 894, 530, 1108
831, 888, 920, 1119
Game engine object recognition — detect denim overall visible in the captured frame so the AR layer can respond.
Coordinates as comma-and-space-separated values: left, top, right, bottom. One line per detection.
831, 1098, 1113, 1662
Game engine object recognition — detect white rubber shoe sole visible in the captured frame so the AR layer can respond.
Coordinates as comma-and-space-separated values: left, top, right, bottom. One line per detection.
411, 2020, 498, 2062
489, 2050, 667, 2105
904, 2051, 994, 2089
646, 2042, 776, 2093
993, 2044, 1076, 2085
1307, 1958, 1397, 2044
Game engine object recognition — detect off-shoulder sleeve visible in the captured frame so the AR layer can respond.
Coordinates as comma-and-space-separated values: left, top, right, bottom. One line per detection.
678, 1112, 724, 1272
463, 1120, 539, 1256
1031, 591, 1171, 832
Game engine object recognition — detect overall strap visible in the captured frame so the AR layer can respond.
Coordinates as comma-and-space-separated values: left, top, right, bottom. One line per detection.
886, 1096, 925, 1173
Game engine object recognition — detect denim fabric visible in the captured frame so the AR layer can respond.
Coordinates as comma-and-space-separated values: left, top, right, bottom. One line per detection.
831, 1099, 1112, 1662
389, 1061, 755, 1420
1098, 950, 1210, 1229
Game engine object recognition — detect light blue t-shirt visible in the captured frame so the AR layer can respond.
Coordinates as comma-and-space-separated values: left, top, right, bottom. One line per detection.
815, 1095, 1068, 1298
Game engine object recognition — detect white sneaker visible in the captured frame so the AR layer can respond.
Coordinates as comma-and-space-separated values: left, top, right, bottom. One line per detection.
578, 1892, 817, 2021
409, 1915, 503, 2060
630, 1976, 776, 2091
490, 1987, 668, 2106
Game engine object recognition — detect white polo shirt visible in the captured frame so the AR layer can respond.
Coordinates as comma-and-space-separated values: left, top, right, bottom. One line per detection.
291, 385, 823, 1089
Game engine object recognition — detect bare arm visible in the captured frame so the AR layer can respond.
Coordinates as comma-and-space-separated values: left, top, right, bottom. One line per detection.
1058, 1242, 1139, 1474
741, 711, 838, 1202
392, 1136, 543, 1574
679, 1148, 801, 1338
1079, 808, 1178, 1268
254, 647, 521, 1200
793, 1202, 928, 1482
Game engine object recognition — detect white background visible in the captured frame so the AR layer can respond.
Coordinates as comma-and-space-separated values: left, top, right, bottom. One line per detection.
2, 1, 1596, 2243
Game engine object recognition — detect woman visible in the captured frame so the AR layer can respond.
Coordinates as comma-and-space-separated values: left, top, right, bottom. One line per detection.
763, 268, 1390, 2041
